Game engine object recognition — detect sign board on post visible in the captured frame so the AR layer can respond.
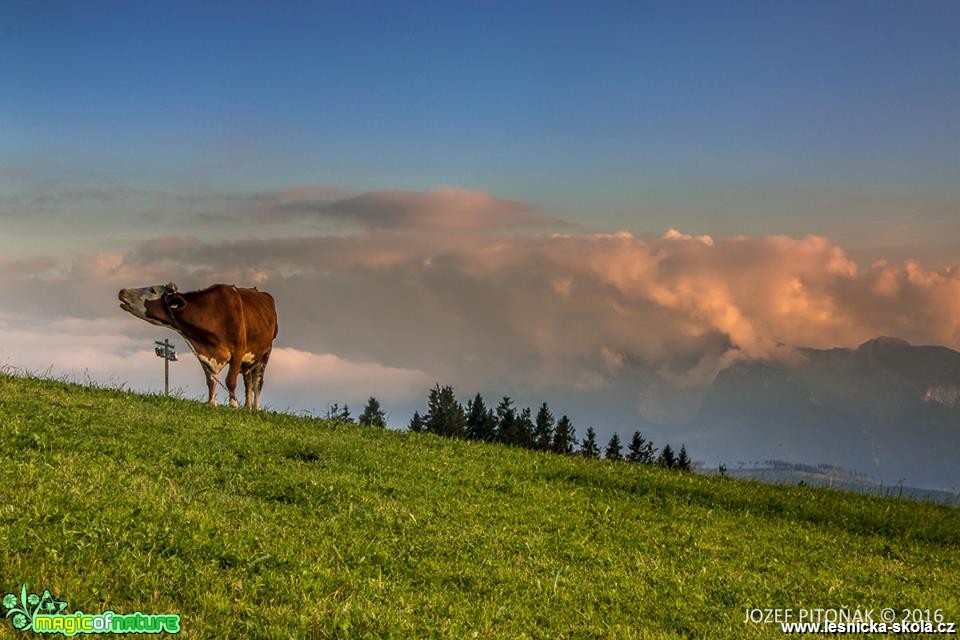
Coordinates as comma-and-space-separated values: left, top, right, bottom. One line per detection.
154, 339, 177, 396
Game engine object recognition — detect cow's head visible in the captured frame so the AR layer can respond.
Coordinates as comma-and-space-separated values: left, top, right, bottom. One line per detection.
118, 282, 186, 327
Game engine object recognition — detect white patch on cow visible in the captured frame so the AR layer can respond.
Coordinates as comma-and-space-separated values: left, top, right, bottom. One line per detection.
197, 354, 227, 374
125, 297, 150, 320
242, 352, 256, 364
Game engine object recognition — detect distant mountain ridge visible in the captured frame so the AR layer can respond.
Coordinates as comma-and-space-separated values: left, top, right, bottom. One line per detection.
685, 337, 960, 490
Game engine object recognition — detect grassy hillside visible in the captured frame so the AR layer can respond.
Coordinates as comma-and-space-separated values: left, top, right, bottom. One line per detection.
1, 373, 958, 639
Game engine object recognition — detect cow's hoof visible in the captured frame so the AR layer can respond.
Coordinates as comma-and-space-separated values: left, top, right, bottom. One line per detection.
229, 398, 239, 408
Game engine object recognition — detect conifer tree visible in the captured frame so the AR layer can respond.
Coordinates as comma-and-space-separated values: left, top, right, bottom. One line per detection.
533, 402, 555, 451
551, 415, 576, 455
408, 410, 425, 433
483, 407, 496, 440
424, 384, 466, 438
659, 443, 676, 469
605, 432, 622, 461
465, 393, 496, 441
516, 407, 535, 449
676, 444, 691, 471
627, 430, 644, 463
494, 397, 517, 444
358, 396, 387, 428
580, 427, 600, 458
325, 403, 352, 423
627, 431, 656, 464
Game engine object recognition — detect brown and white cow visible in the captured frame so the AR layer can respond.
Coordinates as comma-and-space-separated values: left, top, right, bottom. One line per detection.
118, 283, 278, 410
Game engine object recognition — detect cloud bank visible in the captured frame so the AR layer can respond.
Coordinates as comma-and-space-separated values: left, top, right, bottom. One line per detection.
0, 314, 430, 417
0, 185, 958, 423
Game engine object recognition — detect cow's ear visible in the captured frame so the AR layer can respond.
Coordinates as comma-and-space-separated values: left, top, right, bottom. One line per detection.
166, 282, 178, 293
166, 293, 187, 311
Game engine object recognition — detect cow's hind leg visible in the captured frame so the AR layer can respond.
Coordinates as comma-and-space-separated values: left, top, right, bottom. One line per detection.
225, 357, 242, 408
254, 350, 271, 411
253, 363, 265, 411
242, 365, 255, 410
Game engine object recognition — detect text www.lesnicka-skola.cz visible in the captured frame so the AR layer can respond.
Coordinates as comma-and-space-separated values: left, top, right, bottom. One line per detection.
779, 620, 956, 634
745, 608, 957, 635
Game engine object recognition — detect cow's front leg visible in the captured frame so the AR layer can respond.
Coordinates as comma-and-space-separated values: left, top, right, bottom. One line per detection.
198, 355, 225, 406
225, 358, 242, 408
205, 370, 219, 406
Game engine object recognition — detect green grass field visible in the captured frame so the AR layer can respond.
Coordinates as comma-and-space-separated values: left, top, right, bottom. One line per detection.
1, 373, 958, 638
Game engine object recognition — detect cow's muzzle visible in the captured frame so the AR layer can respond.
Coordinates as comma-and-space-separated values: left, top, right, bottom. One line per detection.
118, 289, 133, 312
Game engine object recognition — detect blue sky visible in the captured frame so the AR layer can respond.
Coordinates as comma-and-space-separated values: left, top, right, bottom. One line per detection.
4, 1, 957, 247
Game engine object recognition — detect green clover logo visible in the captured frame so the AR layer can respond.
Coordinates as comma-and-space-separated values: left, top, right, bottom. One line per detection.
2, 584, 69, 632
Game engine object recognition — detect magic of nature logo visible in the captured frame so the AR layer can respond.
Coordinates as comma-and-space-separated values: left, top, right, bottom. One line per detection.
2, 585, 180, 636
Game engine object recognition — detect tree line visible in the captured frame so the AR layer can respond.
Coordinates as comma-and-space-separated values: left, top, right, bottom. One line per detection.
335, 384, 692, 470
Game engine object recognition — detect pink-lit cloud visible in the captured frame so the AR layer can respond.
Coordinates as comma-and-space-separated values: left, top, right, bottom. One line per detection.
251, 186, 566, 230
